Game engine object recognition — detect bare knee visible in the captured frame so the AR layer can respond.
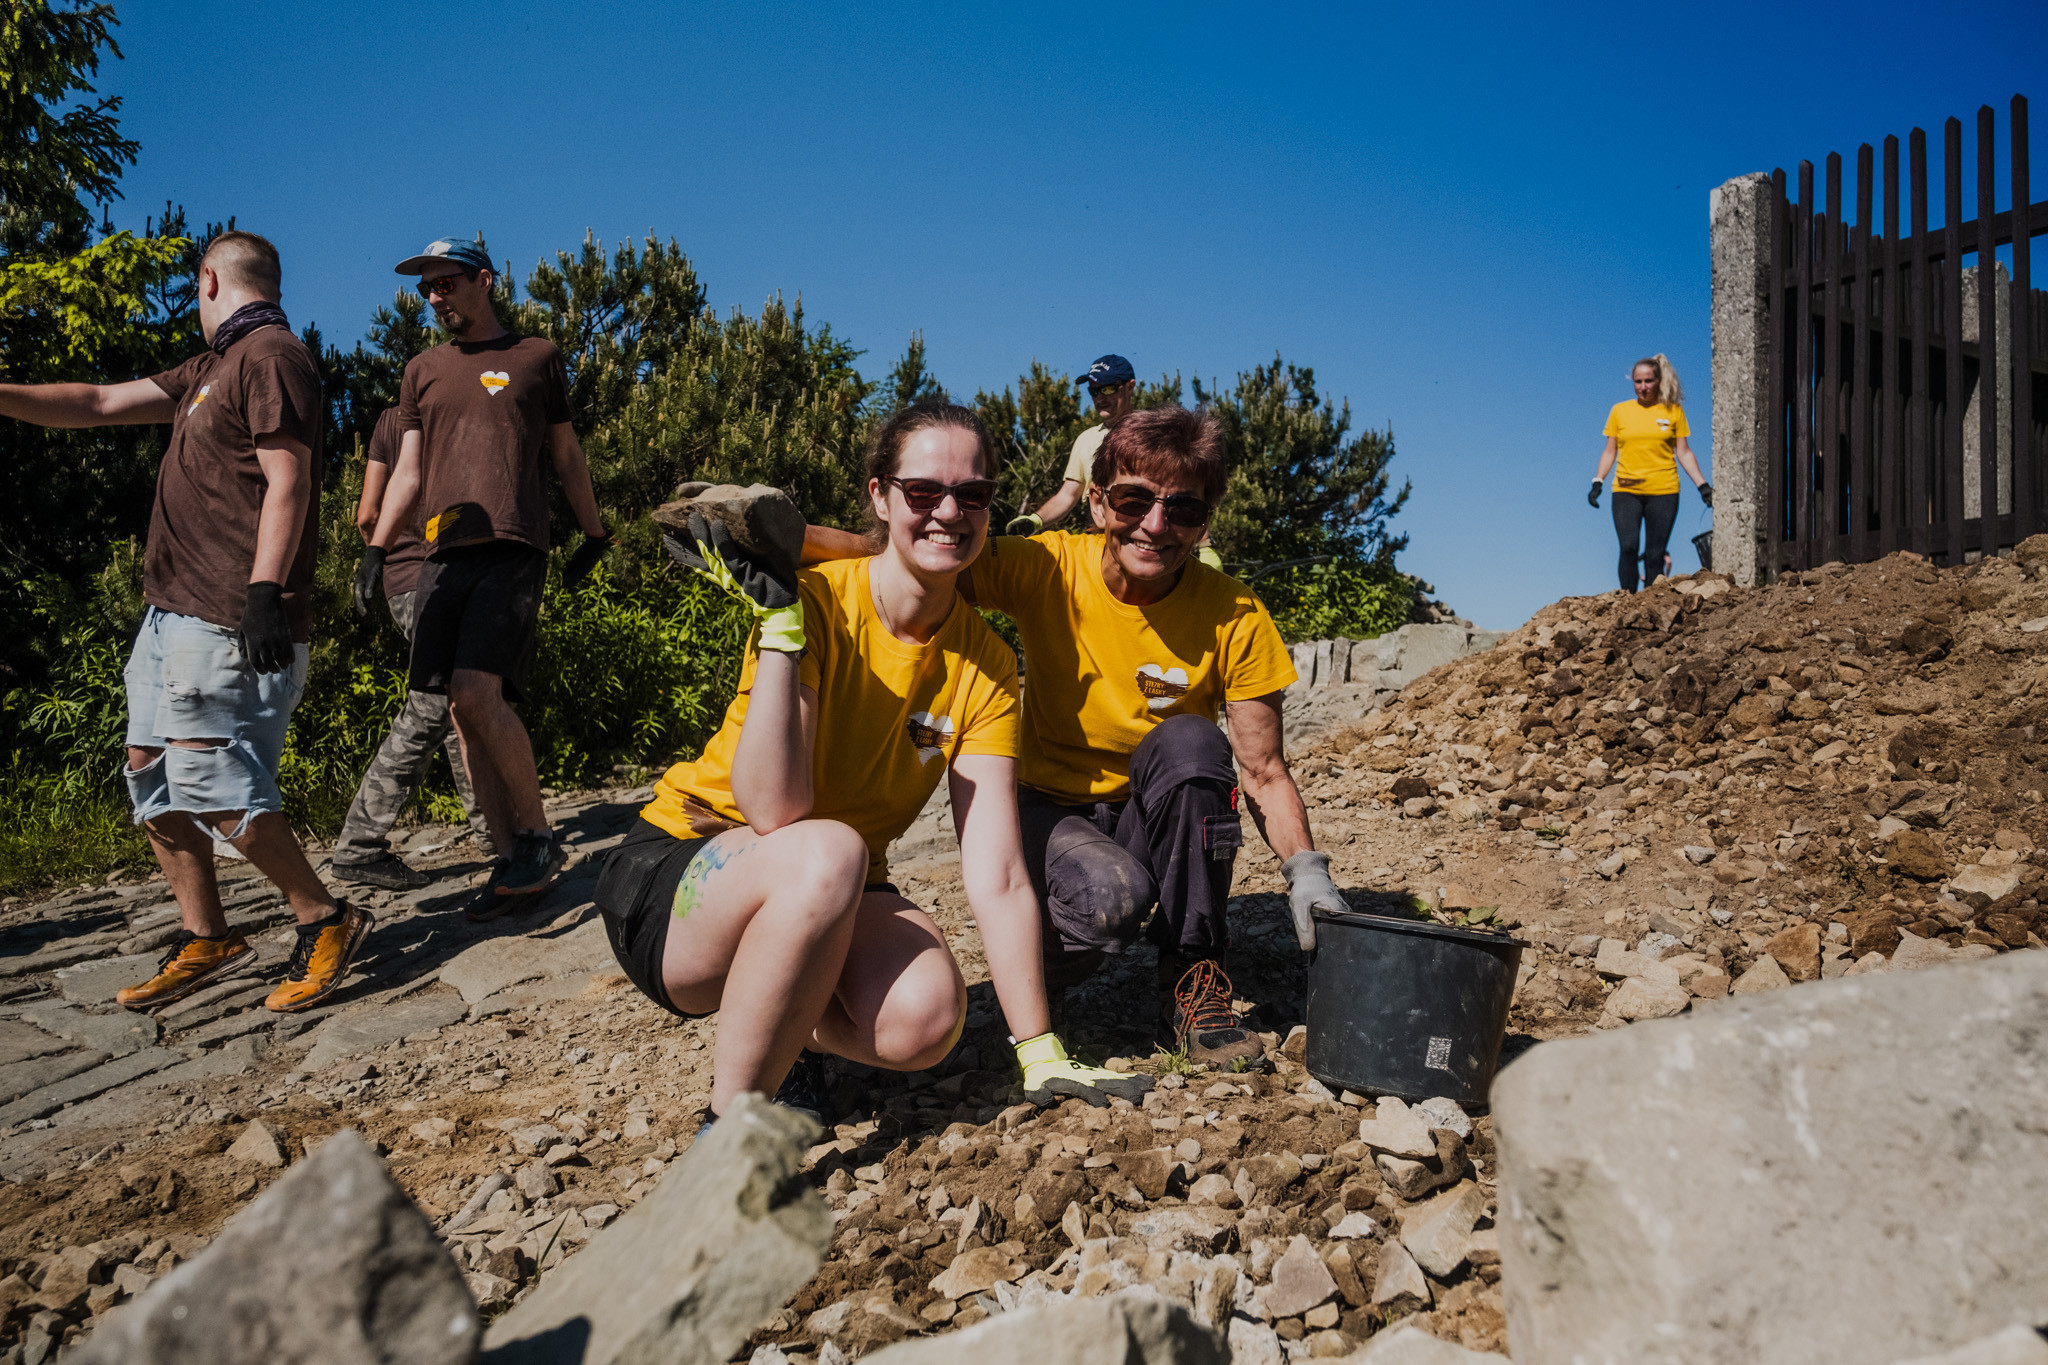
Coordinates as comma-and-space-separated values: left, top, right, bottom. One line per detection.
873, 971, 965, 1072
447, 673, 502, 722
788, 821, 871, 901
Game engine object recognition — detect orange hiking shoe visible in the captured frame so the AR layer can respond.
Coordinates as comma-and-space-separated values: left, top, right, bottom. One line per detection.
1164, 957, 1266, 1069
115, 931, 254, 1010
264, 902, 375, 1013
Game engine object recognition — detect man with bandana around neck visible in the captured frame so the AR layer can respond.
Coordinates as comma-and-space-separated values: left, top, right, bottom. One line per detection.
0, 231, 374, 1014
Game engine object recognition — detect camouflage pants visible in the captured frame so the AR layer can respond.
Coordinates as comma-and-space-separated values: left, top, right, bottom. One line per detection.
333, 590, 490, 863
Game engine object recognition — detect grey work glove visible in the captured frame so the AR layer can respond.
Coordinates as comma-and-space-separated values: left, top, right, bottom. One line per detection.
1281, 850, 1346, 952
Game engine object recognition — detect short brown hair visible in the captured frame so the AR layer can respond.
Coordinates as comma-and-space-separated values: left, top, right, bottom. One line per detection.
202, 230, 282, 299
1092, 405, 1226, 504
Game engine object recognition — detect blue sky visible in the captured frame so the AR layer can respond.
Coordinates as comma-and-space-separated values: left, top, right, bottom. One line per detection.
101, 1, 2046, 630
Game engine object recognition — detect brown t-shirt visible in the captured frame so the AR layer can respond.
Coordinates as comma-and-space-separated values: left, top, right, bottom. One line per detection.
396, 334, 571, 554
364, 408, 429, 598
145, 327, 323, 640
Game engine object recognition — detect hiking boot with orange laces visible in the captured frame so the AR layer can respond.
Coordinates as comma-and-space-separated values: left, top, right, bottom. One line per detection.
115, 931, 254, 1011
264, 902, 374, 1013
1164, 957, 1266, 1069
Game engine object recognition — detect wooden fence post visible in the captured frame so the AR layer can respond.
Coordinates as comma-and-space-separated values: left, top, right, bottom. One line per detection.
1710, 172, 1774, 585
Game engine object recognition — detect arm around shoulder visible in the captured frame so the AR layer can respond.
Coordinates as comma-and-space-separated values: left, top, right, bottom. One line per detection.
0, 377, 174, 428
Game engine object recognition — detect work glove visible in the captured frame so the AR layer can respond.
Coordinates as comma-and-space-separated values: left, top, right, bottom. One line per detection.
1587, 480, 1603, 509
352, 547, 387, 619
1281, 850, 1347, 953
1005, 512, 1043, 537
1195, 545, 1224, 571
1015, 1032, 1154, 1108
239, 581, 295, 675
670, 510, 805, 653
563, 527, 611, 588
1698, 482, 1715, 508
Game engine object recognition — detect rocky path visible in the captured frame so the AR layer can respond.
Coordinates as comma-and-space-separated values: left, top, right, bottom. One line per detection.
4, 543, 2046, 1362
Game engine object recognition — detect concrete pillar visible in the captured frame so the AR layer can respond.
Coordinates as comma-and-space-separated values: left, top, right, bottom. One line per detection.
1709, 173, 1774, 585
1961, 261, 2013, 521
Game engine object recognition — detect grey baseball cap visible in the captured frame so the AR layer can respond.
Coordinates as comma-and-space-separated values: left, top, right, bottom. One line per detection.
394, 235, 493, 276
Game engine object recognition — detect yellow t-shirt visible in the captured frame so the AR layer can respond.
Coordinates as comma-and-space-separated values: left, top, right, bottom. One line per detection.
642, 557, 1021, 882
1062, 425, 1106, 494
1604, 401, 1688, 497
969, 531, 1297, 803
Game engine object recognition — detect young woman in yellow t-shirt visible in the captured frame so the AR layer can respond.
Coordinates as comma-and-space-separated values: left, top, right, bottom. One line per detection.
595, 404, 1148, 1129
1590, 354, 1713, 591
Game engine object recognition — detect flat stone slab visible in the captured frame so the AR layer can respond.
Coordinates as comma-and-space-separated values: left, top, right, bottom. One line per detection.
300, 988, 468, 1071
0, 940, 119, 979
20, 1001, 160, 1057
0, 1048, 182, 1127
53, 953, 161, 1004
0, 1019, 73, 1067
0, 1049, 109, 1105
1494, 948, 2048, 1364
143, 1034, 269, 1090
440, 916, 613, 1004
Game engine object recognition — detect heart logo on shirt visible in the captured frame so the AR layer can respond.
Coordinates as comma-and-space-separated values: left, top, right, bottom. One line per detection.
187, 384, 211, 416
480, 371, 510, 395
905, 710, 955, 764
1135, 664, 1191, 711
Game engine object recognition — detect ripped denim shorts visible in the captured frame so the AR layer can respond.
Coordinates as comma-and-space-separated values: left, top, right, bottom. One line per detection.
121, 607, 307, 835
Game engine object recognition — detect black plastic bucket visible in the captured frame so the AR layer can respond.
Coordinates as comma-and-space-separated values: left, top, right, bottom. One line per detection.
1304, 909, 1527, 1108
1692, 528, 1714, 571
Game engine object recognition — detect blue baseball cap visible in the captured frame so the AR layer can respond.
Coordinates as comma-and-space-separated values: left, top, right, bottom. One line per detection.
394, 235, 493, 276
1083, 354, 1135, 389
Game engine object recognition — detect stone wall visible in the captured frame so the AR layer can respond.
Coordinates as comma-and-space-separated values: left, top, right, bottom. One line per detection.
1282, 623, 1508, 747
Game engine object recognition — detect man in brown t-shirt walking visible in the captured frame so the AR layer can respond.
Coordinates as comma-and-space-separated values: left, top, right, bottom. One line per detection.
330, 408, 491, 889
0, 231, 373, 1013
357, 235, 609, 916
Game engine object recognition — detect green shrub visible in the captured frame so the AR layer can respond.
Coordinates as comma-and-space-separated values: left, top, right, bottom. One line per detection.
1258, 555, 1417, 645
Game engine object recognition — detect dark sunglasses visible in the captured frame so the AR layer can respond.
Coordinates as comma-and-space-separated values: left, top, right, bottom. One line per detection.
416, 270, 477, 299
886, 476, 997, 513
1102, 483, 1212, 528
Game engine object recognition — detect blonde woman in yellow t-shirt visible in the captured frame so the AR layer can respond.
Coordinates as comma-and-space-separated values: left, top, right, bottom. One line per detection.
595, 404, 1149, 1131
1590, 354, 1712, 592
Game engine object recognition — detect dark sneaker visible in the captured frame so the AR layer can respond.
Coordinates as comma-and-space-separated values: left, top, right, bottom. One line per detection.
115, 931, 254, 1010
331, 852, 431, 891
264, 902, 375, 1013
495, 832, 565, 897
1164, 958, 1266, 1069
463, 859, 514, 923
772, 1049, 832, 1127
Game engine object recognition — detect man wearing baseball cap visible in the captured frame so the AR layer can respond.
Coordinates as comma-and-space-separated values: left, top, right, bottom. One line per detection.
357, 234, 610, 918
1007, 354, 1136, 536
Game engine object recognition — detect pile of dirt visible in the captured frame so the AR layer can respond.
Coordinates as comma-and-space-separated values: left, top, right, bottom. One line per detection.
5, 542, 2046, 1361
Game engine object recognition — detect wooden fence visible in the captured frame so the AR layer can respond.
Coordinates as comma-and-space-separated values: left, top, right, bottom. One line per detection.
1763, 95, 2047, 572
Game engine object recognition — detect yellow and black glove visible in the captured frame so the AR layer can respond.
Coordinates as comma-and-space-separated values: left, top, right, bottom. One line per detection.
667, 511, 805, 653
1015, 1032, 1153, 1108
1005, 512, 1044, 537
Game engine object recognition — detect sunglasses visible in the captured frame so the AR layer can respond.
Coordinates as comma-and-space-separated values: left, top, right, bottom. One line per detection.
416, 270, 477, 299
886, 476, 997, 513
1101, 483, 1212, 528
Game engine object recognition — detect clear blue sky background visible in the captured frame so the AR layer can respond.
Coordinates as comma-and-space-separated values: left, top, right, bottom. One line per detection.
99, 1, 2046, 630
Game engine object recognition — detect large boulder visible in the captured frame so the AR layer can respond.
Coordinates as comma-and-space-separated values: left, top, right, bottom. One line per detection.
1493, 949, 2048, 1363
481, 1092, 830, 1365
73, 1130, 477, 1365
862, 1287, 1226, 1365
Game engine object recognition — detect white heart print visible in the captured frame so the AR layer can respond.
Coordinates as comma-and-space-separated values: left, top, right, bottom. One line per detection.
480, 371, 510, 395
1135, 663, 1190, 712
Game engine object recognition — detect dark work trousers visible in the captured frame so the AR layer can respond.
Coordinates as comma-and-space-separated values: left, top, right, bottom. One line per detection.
1017, 714, 1242, 989
1612, 491, 1680, 593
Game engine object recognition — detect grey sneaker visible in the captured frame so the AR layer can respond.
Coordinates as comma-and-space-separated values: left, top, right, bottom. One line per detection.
331, 852, 431, 891
495, 832, 565, 897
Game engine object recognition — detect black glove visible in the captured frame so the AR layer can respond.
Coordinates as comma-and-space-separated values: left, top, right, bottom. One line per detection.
239, 581, 294, 675
563, 528, 611, 587
666, 511, 805, 651
1698, 482, 1715, 508
1588, 480, 1603, 508
353, 547, 387, 619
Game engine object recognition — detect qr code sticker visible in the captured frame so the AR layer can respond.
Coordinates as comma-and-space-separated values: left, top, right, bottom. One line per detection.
1424, 1037, 1452, 1071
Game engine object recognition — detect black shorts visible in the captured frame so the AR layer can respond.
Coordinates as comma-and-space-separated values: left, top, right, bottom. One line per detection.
409, 541, 546, 701
595, 818, 714, 1020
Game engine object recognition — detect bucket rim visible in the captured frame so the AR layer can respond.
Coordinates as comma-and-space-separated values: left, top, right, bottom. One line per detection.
1311, 906, 1530, 949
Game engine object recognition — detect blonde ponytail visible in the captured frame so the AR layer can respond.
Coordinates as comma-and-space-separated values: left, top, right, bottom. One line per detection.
1633, 354, 1684, 408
